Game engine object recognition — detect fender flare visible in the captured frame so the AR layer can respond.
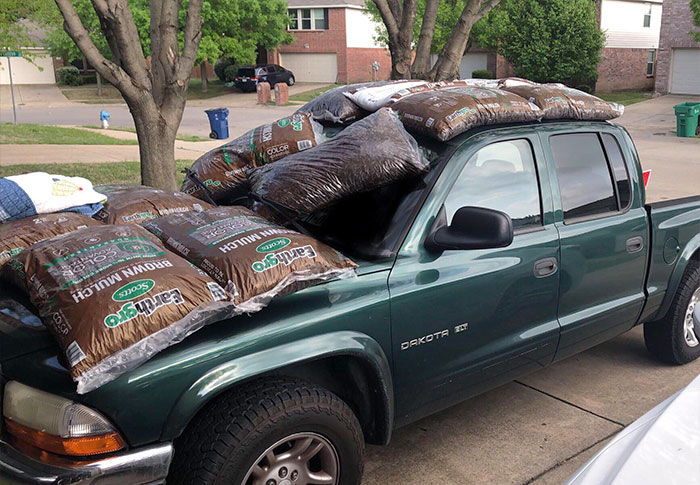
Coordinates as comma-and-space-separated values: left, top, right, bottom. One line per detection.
160, 330, 394, 444
656, 233, 700, 320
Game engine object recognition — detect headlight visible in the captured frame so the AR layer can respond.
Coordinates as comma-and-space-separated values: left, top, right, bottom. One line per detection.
3, 381, 125, 456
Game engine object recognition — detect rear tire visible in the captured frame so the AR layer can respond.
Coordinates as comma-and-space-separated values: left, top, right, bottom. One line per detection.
644, 260, 700, 365
168, 377, 364, 485
209, 131, 218, 139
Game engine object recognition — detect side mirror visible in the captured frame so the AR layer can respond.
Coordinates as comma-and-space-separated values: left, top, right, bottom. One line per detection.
425, 205, 514, 251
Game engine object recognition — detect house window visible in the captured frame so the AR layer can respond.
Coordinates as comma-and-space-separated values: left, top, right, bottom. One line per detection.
288, 8, 328, 30
643, 6, 651, 27
647, 49, 656, 76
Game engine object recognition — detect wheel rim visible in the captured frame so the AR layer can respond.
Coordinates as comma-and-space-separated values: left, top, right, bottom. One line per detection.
242, 432, 339, 485
684, 287, 700, 347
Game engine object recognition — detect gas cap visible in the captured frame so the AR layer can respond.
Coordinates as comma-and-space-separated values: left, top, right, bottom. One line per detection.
663, 237, 680, 264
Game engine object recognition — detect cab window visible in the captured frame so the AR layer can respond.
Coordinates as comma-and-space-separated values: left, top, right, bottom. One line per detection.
444, 139, 543, 230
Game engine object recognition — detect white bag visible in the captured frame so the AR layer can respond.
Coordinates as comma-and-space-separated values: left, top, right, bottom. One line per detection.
343, 81, 427, 111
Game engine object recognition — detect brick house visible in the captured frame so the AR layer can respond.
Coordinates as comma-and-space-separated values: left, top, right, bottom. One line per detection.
268, 0, 392, 83
654, 0, 700, 94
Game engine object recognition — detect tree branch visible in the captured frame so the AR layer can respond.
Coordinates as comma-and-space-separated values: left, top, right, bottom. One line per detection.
475, 0, 501, 23
412, 0, 440, 76
178, 0, 203, 81
373, 0, 400, 39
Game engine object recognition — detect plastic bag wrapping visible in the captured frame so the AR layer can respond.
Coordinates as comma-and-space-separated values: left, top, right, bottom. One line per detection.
93, 185, 212, 224
0, 213, 103, 266
391, 86, 543, 141
247, 108, 429, 216
181, 113, 326, 203
1, 225, 234, 394
386, 80, 475, 103
498, 78, 624, 119
296, 81, 392, 124
142, 206, 357, 314
343, 80, 427, 111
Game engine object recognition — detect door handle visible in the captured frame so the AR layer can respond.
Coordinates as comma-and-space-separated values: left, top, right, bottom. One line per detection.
534, 257, 558, 278
626, 236, 644, 254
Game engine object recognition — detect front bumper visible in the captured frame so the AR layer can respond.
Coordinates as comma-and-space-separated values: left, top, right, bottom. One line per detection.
0, 438, 172, 484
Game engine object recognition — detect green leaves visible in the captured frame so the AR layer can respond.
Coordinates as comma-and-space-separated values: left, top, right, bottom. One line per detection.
691, 0, 700, 42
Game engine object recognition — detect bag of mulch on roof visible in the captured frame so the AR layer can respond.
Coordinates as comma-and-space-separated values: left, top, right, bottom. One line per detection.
343, 80, 427, 111
386, 80, 474, 103
391, 86, 542, 141
296, 81, 392, 124
0, 213, 103, 266
92, 185, 212, 225
248, 108, 429, 216
0, 173, 106, 223
1, 225, 234, 393
181, 113, 325, 203
142, 206, 356, 313
498, 78, 624, 120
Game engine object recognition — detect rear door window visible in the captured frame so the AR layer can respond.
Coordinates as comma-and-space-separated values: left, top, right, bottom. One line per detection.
600, 133, 632, 210
550, 133, 618, 221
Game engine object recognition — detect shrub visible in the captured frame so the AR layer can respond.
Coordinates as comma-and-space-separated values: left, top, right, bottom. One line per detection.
224, 65, 240, 83
214, 58, 234, 81
471, 69, 494, 79
57, 66, 83, 86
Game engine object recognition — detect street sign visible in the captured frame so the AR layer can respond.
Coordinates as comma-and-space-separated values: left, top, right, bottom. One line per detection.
1, 51, 22, 57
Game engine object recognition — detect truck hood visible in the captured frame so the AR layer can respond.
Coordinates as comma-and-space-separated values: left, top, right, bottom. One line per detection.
0, 297, 56, 362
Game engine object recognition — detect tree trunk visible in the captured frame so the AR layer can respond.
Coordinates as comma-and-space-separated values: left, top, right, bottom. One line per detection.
132, 102, 179, 191
389, 39, 413, 80
411, 0, 440, 79
200, 62, 208, 93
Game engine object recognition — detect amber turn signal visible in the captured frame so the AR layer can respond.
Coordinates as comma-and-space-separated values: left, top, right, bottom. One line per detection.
5, 419, 126, 456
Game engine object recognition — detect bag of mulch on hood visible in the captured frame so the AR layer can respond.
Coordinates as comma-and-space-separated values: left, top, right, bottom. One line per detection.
0, 173, 106, 223
92, 185, 212, 225
142, 206, 356, 313
498, 78, 624, 120
343, 80, 427, 112
248, 108, 429, 216
296, 81, 392, 124
0, 213, 103, 266
391, 86, 542, 141
1, 225, 233, 393
181, 113, 326, 203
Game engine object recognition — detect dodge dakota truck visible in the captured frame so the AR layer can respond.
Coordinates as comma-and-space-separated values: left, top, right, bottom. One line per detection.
1, 120, 699, 485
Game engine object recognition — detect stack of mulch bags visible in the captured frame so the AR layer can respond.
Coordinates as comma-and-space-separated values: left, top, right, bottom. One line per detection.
0, 76, 624, 394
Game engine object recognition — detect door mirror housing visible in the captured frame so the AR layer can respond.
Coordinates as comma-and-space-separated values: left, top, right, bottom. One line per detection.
425, 206, 514, 251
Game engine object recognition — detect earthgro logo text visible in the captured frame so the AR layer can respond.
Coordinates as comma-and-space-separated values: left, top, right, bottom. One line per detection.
256, 237, 291, 253
112, 279, 155, 302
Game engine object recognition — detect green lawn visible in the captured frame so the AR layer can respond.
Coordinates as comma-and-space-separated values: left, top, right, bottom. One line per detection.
60, 79, 232, 103
0, 161, 192, 186
597, 91, 653, 106
289, 84, 340, 103
81, 125, 208, 142
0, 123, 138, 145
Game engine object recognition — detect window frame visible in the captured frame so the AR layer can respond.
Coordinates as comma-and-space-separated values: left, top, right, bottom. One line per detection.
643, 7, 652, 28
600, 133, 633, 212
288, 8, 328, 31
441, 137, 546, 235
646, 49, 656, 76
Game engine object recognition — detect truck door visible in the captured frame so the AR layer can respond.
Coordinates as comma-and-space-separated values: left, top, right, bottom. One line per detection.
542, 128, 648, 361
388, 132, 561, 424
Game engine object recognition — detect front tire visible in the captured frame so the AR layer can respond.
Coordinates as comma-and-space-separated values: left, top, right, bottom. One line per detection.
287, 76, 295, 86
644, 260, 700, 365
168, 378, 364, 485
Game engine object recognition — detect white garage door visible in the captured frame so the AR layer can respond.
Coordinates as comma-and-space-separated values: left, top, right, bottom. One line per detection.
670, 49, 700, 95
279, 53, 338, 83
0, 53, 56, 85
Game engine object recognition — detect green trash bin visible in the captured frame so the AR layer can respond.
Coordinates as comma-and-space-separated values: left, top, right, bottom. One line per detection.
673, 102, 700, 137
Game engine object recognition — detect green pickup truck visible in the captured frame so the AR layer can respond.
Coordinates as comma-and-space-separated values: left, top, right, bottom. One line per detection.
1, 120, 699, 485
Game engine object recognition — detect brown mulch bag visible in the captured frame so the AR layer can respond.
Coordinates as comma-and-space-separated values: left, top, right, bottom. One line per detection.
181, 113, 325, 203
0, 213, 102, 266
2, 224, 233, 394
498, 78, 624, 120
248, 108, 429, 216
93, 185, 212, 225
296, 81, 393, 124
387, 80, 475, 103
142, 206, 356, 313
391, 86, 543, 141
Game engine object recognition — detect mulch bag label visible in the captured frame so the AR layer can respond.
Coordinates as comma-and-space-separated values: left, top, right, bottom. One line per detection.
296, 81, 393, 124
0, 213, 102, 266
248, 108, 429, 216
391, 86, 543, 141
498, 78, 624, 120
1, 225, 234, 394
93, 185, 212, 225
142, 206, 357, 313
181, 113, 325, 203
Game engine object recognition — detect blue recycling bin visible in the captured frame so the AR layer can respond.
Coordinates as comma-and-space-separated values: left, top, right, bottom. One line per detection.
205, 108, 229, 139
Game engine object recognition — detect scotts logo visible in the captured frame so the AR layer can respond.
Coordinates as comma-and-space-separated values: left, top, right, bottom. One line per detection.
112, 279, 155, 302
256, 237, 291, 253
117, 241, 160, 254
277, 118, 291, 128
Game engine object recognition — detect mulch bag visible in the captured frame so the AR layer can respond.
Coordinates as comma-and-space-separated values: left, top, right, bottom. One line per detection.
142, 206, 357, 313
0, 173, 106, 223
248, 108, 429, 216
498, 78, 624, 120
387, 80, 474, 103
92, 185, 212, 224
391, 86, 542, 141
181, 113, 325, 203
1, 225, 233, 394
0, 213, 102, 266
296, 81, 391, 124
343, 80, 427, 112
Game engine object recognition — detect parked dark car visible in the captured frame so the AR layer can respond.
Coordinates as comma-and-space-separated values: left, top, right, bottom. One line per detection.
234, 64, 295, 92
